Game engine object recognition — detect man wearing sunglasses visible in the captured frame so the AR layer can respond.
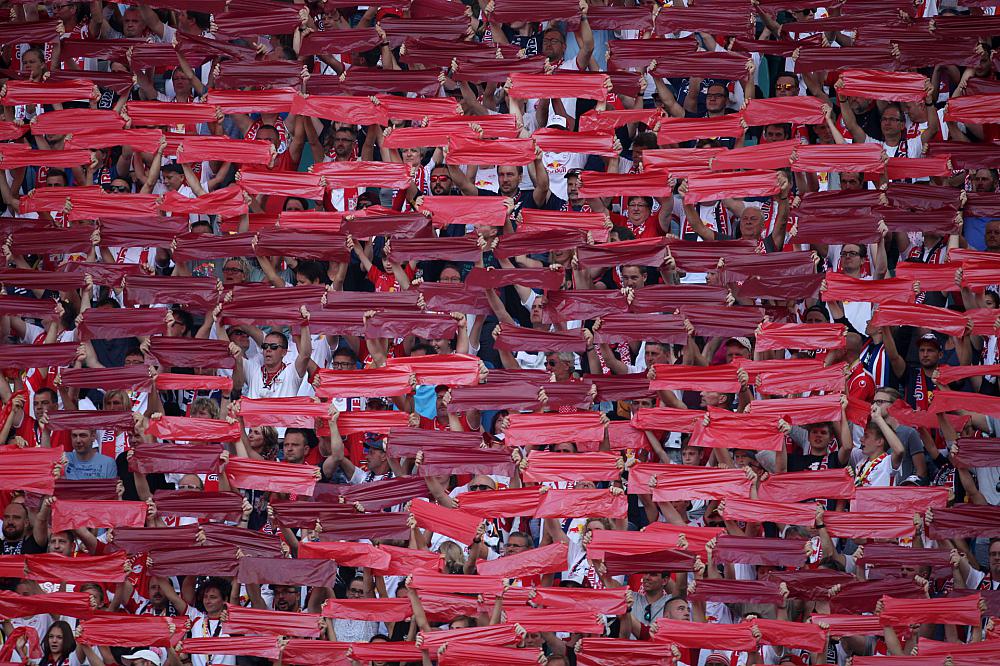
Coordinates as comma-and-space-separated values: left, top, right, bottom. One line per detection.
242, 310, 312, 401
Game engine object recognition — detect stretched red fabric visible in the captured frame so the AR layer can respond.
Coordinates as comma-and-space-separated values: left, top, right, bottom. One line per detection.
447, 135, 535, 166
373, 544, 442, 576
224, 457, 318, 496
722, 498, 817, 526
758, 468, 855, 502
838, 69, 927, 102
968, 308, 1000, 336
684, 170, 780, 204
503, 607, 604, 634
952, 437, 1000, 468
491, 0, 579, 21
711, 139, 798, 171
657, 113, 745, 144
409, 499, 482, 544
755, 322, 847, 352
181, 636, 281, 660
145, 415, 241, 443
214, 61, 304, 89
325, 411, 410, 437
606, 35, 697, 66
542, 290, 628, 323
505, 413, 606, 448
944, 93, 1000, 124
0, 120, 27, 141
577, 169, 673, 198
576, 237, 669, 269
494, 325, 587, 353
236, 557, 337, 588
384, 354, 480, 387
533, 489, 627, 519
452, 55, 548, 84
77, 615, 181, 647
129, 443, 223, 475
341, 67, 441, 96
0, 145, 92, 169
521, 450, 619, 483
654, 5, 753, 34
857, 544, 951, 571
630, 407, 701, 433
66, 128, 164, 154
0, 448, 61, 493
456, 487, 543, 518
649, 466, 752, 500
0, 295, 61, 319
639, 147, 718, 178
123, 275, 221, 311
222, 607, 318, 638
887, 181, 963, 210
792, 144, 886, 173
649, 363, 740, 392
178, 136, 271, 165
879, 207, 962, 235
751, 618, 826, 652
532, 128, 617, 158
833, 578, 927, 614
417, 447, 516, 477
650, 51, 752, 80
917, 636, 1000, 662
298, 540, 390, 568
822, 272, 916, 305
534, 588, 628, 616
742, 96, 826, 126
290, 95, 388, 126
106, 526, 200, 555
519, 209, 610, 241
427, 114, 520, 138
153, 490, 244, 522
808, 614, 883, 637
3, 79, 94, 105
652, 619, 756, 650
794, 45, 897, 74
59, 366, 153, 392
280, 639, 351, 666
494, 229, 584, 260
887, 156, 952, 180
596, 313, 687, 346
418, 196, 508, 228
238, 398, 328, 429
757, 362, 848, 396
51, 500, 146, 533
747, 395, 842, 426
205, 88, 296, 114
300, 27, 381, 55
125, 101, 216, 127
418, 624, 520, 651
315, 367, 412, 399
951, 248, 1000, 289
45, 410, 134, 433
624, 462, 670, 492
376, 95, 461, 121
575, 639, 673, 666
161, 187, 248, 219
57, 261, 145, 286
823, 512, 916, 539
277, 210, 344, 231
508, 72, 610, 101
0, 341, 77, 372
149, 544, 240, 577
311, 161, 412, 189
318, 513, 411, 543
879, 594, 982, 626
410, 572, 505, 595
402, 37, 517, 67
852, 486, 949, 514
870, 302, 970, 336
689, 578, 784, 605
239, 170, 325, 200
466, 267, 563, 291
25, 552, 127, 583
32, 108, 123, 134
927, 504, 1000, 539
0, 590, 93, 620
579, 108, 661, 133
387, 235, 483, 263
438, 644, 544, 666
475, 541, 568, 578
894, 262, 963, 292
363, 311, 458, 340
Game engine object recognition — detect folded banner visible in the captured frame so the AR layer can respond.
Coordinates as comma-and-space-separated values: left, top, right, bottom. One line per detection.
838, 69, 927, 102
476, 542, 568, 578
162, 187, 249, 220
758, 468, 856, 502
221, 605, 322, 639
927, 504, 1000, 539
858, 544, 952, 570
742, 96, 826, 126
822, 512, 916, 539
126, 101, 218, 127
503, 607, 604, 635
364, 311, 459, 340
894, 262, 962, 292
417, 624, 520, 651
578, 108, 661, 134
0, 341, 78, 372
178, 136, 272, 165
148, 337, 240, 371
494, 325, 587, 353
752, 618, 826, 653
386, 353, 480, 386
205, 88, 297, 114
533, 489, 627, 520
236, 557, 337, 589
196, 528, 282, 560
418, 196, 508, 228
822, 272, 916, 305
58, 366, 153, 392
410, 572, 505, 595
290, 94, 388, 126
518, 209, 610, 241
578, 170, 673, 198
456, 487, 544, 518
792, 144, 886, 173
684, 170, 780, 204
953, 437, 1000, 468
508, 72, 610, 101
833, 578, 926, 614
929, 391, 1000, 417
145, 415, 241, 443
314, 367, 413, 399
631, 407, 702, 433
465, 267, 563, 292
239, 171, 326, 200
710, 139, 798, 171
51, 500, 146, 533
153, 490, 244, 523
521, 450, 620, 482
575, 237, 669, 269
25, 552, 128, 583
722, 498, 817, 526
149, 545, 240, 578
409, 499, 482, 545
755, 322, 846, 351
689, 578, 784, 605
652, 619, 756, 651
532, 128, 618, 158
129, 443, 224, 475
713, 535, 808, 568
77, 615, 181, 647
542, 290, 628, 323
757, 362, 847, 396
657, 113, 745, 144
851, 486, 949, 514
649, 363, 740, 393
152, 373, 232, 392
808, 614, 884, 637
238, 397, 328, 429
650, 51, 752, 81
649, 466, 752, 501
45, 410, 134, 433
77, 307, 166, 340
447, 136, 536, 166
494, 229, 583, 260
505, 413, 606, 449
387, 235, 483, 263
0, 590, 94, 620
312, 161, 412, 189
224, 457, 318, 496
747, 394, 843, 426
124, 276, 222, 310
879, 594, 982, 627
106, 526, 200, 555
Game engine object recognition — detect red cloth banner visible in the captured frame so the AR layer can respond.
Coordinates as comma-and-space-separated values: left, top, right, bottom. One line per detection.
182, 637, 280, 660
894, 262, 963, 292
532, 128, 618, 158
684, 170, 780, 204
59, 366, 153, 392
756, 362, 848, 396
178, 136, 272, 165
66, 128, 164, 154
945, 94, 1000, 124
743, 96, 826, 126
290, 95, 388, 126
926, 504, 1000, 539
326, 411, 410, 437
25, 552, 128, 584
711, 139, 798, 171
236, 557, 337, 589
385, 353, 480, 386
238, 398, 328, 429
2, 79, 94, 105
438, 644, 543, 666
494, 325, 587, 353
870, 302, 970, 337
410, 499, 482, 545
418, 624, 520, 651
508, 72, 610, 101
0, 145, 92, 169
752, 618, 827, 652
298, 541, 391, 569
32, 109, 123, 134
129, 443, 224, 475
363, 311, 459, 340
145, 415, 241, 443
300, 28, 381, 56
45, 410, 134, 433
314, 367, 413, 399
652, 619, 756, 651
239, 170, 325, 200
755, 321, 847, 351
691, 410, 785, 452
649, 466, 752, 501
851, 486, 949, 514
521, 451, 620, 482
879, 594, 982, 626
224, 457, 319, 496
542, 289, 628, 323
808, 614, 884, 637
758, 468, 856, 502
504, 413, 606, 448
576, 237, 669, 269
152, 490, 244, 523
125, 101, 218, 127
578, 169, 673, 198
418, 196, 508, 228
642, 147, 723, 176
631, 407, 702, 433
162, 187, 249, 219
722, 498, 817, 526
456, 487, 544, 518
0, 590, 93, 620
657, 113, 745, 144
0, 448, 59, 494
205, 88, 297, 114
51, 500, 146, 533
824, 512, 917, 539
410, 572, 505, 595
838, 69, 928, 102
533, 489, 627, 519
688, 578, 784, 605
595, 313, 687, 346
953, 437, 1000, 468
387, 235, 483, 263
447, 135, 536, 166
578, 108, 661, 134
466, 267, 564, 291
748, 394, 842, 426
476, 542, 568, 578
77, 615, 181, 647
0, 342, 78, 371
822, 273, 916, 304
792, 144, 886, 173
503, 607, 604, 635
649, 363, 740, 393
534, 588, 628, 616
312, 161, 413, 189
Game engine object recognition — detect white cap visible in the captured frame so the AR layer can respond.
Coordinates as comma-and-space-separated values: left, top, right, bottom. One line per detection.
123, 650, 163, 666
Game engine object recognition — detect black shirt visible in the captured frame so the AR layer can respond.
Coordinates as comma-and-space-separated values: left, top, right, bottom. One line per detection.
3, 534, 45, 556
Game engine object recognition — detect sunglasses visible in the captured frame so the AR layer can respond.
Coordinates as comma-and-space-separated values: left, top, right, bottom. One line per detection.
430, 175, 451, 183
108, 185, 129, 193
544, 360, 558, 368
468, 484, 492, 492
222, 266, 244, 274
775, 83, 797, 91
260, 343, 285, 351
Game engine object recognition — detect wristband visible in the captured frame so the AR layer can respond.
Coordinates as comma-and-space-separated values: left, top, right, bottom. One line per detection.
815, 523, 825, 529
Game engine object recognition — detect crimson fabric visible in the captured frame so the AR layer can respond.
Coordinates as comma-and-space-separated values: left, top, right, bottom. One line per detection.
945, 93, 1000, 124
894, 262, 963, 292
45, 410, 134, 433
880, 594, 982, 626
162, 187, 249, 219
10, 226, 90, 255
823, 512, 916, 539
0, 269, 83, 292
579, 108, 660, 133
376, 95, 462, 120
576, 638, 672, 666
747, 394, 842, 426
107, 526, 200, 555
757, 362, 848, 396
387, 235, 483, 262
533, 588, 628, 615
953, 437, 1000, 468
145, 416, 241, 443
25, 552, 127, 583
418, 624, 520, 651
808, 614, 884, 637
299, 541, 390, 569
758, 468, 856, 502
533, 489, 627, 519
822, 272, 916, 304
51, 499, 146, 533
374, 544, 443, 576
602, 548, 696, 576
494, 325, 587, 353
77, 615, 179, 647
711, 139, 798, 171
968, 308, 1000, 336
838, 69, 927, 101
751, 618, 826, 652
427, 114, 520, 138
33, 108, 123, 134
315, 367, 412, 399
689, 578, 784, 605
438, 644, 543, 666
657, 113, 745, 144
224, 457, 318, 496
325, 412, 410, 436
887, 156, 952, 180
312, 161, 412, 189
0, 341, 78, 371
126, 101, 217, 127
654, 5, 752, 35
576, 237, 669, 269
67, 128, 164, 153
494, 229, 584, 260
58, 366, 153, 392
300, 27, 381, 55
887, 399, 968, 431
280, 640, 351, 666
290, 95, 388, 126
466, 267, 563, 291
652, 619, 756, 650
722, 498, 817, 526
410, 572, 505, 595
129, 443, 224, 475
793, 144, 886, 173
755, 321, 846, 351
341, 67, 442, 96
508, 72, 610, 101
650, 363, 740, 392
505, 413, 606, 448
124, 276, 221, 310
178, 136, 271, 165
0, 295, 62, 319
859, 544, 952, 569
236, 557, 337, 589
851, 486, 949, 514
153, 490, 244, 522
794, 45, 898, 73
879, 208, 961, 235
318, 512, 410, 541
521, 451, 619, 482
386, 353, 480, 386
447, 135, 536, 166
239, 171, 326, 199
225, 604, 321, 636
650, 51, 751, 80
649, 466, 751, 501
387, 427, 482, 450
182, 637, 281, 660
832, 577, 925, 614
543, 289, 628, 323
456, 487, 543, 518
153, 374, 233, 392
0, 590, 93, 620
476, 542, 568, 578
577, 170, 673, 198
409, 499, 482, 544
684, 169, 780, 204
929, 391, 1000, 417
691, 410, 785, 452
0, 18, 59, 43
532, 128, 618, 158
0, 145, 91, 169
631, 407, 702, 432
417, 447, 517, 477
743, 96, 826, 126
206, 88, 296, 114
585, 373, 654, 403
418, 196, 508, 228
215, 61, 304, 89
643, 146, 722, 177
367, 311, 461, 340
452, 56, 548, 83
77, 307, 166, 340
503, 607, 604, 634
607, 36, 696, 66
417, 283, 491, 316
927, 504, 1000, 539
149, 545, 240, 577
238, 397, 328, 428
173, 231, 258, 265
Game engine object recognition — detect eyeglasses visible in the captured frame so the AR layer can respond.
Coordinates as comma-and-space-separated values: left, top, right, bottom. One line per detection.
544, 360, 558, 368
260, 343, 285, 351
430, 175, 451, 183
468, 484, 492, 492
775, 83, 796, 91
873, 398, 893, 406
229, 329, 249, 336
222, 266, 244, 274
841, 250, 861, 257
108, 185, 129, 193
331, 361, 354, 369
882, 116, 903, 123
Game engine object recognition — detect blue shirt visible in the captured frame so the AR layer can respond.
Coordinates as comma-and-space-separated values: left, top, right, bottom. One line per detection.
65, 450, 118, 480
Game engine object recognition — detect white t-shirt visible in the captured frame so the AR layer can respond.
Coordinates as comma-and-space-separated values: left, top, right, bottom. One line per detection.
242, 358, 304, 399
185, 608, 236, 666
850, 449, 899, 487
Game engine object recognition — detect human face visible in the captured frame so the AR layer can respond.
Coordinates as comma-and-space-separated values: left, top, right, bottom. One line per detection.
644, 344, 671, 368
122, 8, 145, 37
764, 125, 789, 143
347, 580, 366, 598
841, 245, 863, 272
545, 354, 572, 381
171, 68, 192, 98
2, 504, 28, 540
774, 76, 797, 98
430, 168, 452, 196
541, 30, 565, 61
733, 450, 756, 469
861, 426, 884, 457
51, 1, 77, 22
273, 585, 300, 612
365, 445, 387, 472
163, 170, 185, 192
257, 128, 280, 150
700, 391, 727, 408
222, 260, 245, 285
48, 532, 73, 556
247, 426, 266, 452
705, 85, 728, 113
880, 109, 904, 139
530, 297, 546, 325
177, 475, 202, 491
467, 475, 496, 493
989, 541, 1000, 577
47, 625, 65, 655
566, 175, 580, 202
33, 391, 55, 417
680, 447, 700, 466
331, 354, 355, 370
498, 166, 521, 196
333, 131, 354, 159
804, 309, 828, 325
551, 441, 576, 454
807, 425, 832, 454
971, 169, 997, 193
664, 598, 690, 621
739, 208, 764, 239
724, 342, 750, 364
621, 266, 646, 290
840, 173, 863, 190
70, 429, 93, 455
505, 536, 530, 556
262, 334, 288, 368
283, 433, 308, 464
22, 50, 44, 78
400, 147, 422, 167
626, 197, 651, 224
642, 573, 665, 595
917, 341, 942, 370
148, 579, 167, 606
439, 267, 462, 283
986, 220, 1000, 251
202, 587, 225, 615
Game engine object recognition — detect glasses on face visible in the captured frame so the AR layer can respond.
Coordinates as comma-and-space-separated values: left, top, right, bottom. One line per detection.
108, 185, 129, 193
430, 175, 451, 183
841, 250, 861, 257
873, 398, 893, 406
260, 343, 285, 351
544, 360, 558, 368
775, 83, 796, 91
882, 116, 903, 123
468, 484, 492, 492
222, 266, 244, 274
331, 361, 354, 369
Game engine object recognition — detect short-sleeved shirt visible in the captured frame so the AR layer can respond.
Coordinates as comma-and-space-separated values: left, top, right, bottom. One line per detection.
64, 451, 118, 480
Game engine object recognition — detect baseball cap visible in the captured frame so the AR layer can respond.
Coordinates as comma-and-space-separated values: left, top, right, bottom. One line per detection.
728, 336, 753, 352
900, 474, 924, 486
918, 332, 942, 348
123, 650, 163, 666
